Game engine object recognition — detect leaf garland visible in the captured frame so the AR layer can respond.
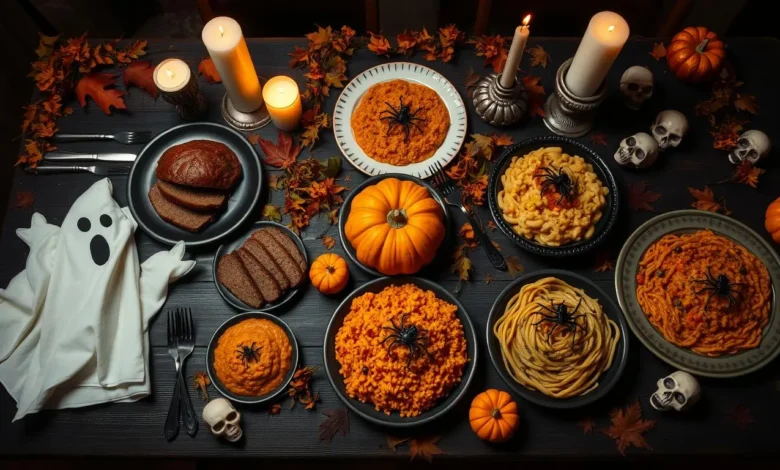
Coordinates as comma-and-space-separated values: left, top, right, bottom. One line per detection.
469, 35, 509, 73
367, 26, 465, 63
445, 133, 514, 208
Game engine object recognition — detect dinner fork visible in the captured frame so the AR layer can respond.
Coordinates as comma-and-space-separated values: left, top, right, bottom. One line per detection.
53, 131, 152, 145
33, 164, 131, 176
176, 308, 198, 437
164, 310, 182, 441
430, 161, 507, 271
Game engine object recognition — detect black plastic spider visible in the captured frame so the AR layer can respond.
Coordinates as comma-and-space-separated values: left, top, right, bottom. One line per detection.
692, 267, 745, 310
235, 342, 262, 366
531, 297, 588, 350
379, 97, 426, 142
533, 165, 576, 204
380, 313, 432, 369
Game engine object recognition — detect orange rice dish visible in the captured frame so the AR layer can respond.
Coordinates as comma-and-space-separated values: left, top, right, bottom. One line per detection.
350, 79, 450, 166
334, 284, 468, 417
636, 230, 771, 357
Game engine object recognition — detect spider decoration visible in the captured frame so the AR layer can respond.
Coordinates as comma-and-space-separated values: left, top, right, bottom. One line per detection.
235, 342, 262, 366
533, 165, 577, 205
379, 97, 426, 142
692, 267, 744, 310
531, 297, 588, 350
380, 313, 433, 369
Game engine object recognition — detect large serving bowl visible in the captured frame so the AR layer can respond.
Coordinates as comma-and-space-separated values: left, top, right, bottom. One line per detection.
323, 276, 477, 428
487, 136, 619, 257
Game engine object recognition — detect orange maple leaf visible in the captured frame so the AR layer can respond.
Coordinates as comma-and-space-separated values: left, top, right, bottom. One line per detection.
198, 57, 221, 84
492, 133, 513, 147
601, 401, 655, 455
269, 404, 282, 416
74, 72, 126, 115
321, 235, 336, 250
367, 32, 392, 56
122, 61, 157, 98
734, 94, 758, 115
396, 31, 417, 56
526, 44, 550, 68
731, 161, 765, 188
649, 42, 666, 61
306, 25, 333, 51
256, 131, 301, 169
523, 75, 546, 117
688, 186, 731, 215
409, 436, 444, 463
469, 35, 508, 73
459, 223, 478, 249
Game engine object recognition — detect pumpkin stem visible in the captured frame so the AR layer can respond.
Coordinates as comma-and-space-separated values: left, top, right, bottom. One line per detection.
696, 38, 710, 54
326, 266, 336, 274
387, 209, 408, 228
490, 408, 502, 419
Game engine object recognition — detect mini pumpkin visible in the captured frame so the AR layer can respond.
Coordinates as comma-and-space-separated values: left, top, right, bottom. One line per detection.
666, 26, 726, 83
469, 389, 519, 443
344, 178, 445, 275
309, 253, 349, 294
765, 197, 780, 243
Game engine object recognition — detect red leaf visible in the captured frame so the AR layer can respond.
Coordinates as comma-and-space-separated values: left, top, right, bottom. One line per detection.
198, 57, 221, 84
589, 132, 608, 146
409, 436, 444, 463
122, 61, 157, 98
75, 72, 126, 115
627, 182, 661, 212
15, 191, 35, 209
256, 131, 301, 169
601, 401, 655, 455
319, 408, 349, 442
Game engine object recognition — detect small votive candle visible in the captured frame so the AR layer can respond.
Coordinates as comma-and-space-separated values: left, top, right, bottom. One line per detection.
262, 76, 302, 131
153, 58, 207, 120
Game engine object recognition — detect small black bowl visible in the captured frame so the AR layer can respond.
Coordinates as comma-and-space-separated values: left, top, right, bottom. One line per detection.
213, 221, 308, 312
486, 269, 629, 409
324, 276, 477, 428
338, 173, 450, 277
206, 311, 299, 405
487, 136, 619, 257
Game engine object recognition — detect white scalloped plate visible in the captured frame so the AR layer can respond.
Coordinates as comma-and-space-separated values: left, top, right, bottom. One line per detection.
332, 62, 467, 178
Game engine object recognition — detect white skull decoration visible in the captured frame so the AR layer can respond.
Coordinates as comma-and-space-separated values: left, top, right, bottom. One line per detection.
615, 132, 659, 169
202, 398, 243, 441
650, 371, 701, 412
728, 130, 772, 165
620, 66, 654, 110
651, 110, 688, 150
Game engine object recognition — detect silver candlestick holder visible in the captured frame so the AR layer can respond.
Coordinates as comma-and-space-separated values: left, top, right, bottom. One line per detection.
220, 77, 272, 131
472, 73, 528, 127
543, 58, 607, 138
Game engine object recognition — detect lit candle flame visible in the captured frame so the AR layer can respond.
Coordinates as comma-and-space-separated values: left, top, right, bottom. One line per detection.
165, 68, 175, 79
522, 14, 532, 26
218, 25, 224, 37
608, 25, 615, 32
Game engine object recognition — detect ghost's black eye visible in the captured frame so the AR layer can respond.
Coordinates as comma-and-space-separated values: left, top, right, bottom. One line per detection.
77, 217, 91, 232
100, 214, 112, 227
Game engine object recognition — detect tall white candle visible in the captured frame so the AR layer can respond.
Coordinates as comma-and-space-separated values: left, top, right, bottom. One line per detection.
565, 11, 629, 97
500, 14, 531, 88
202, 16, 264, 113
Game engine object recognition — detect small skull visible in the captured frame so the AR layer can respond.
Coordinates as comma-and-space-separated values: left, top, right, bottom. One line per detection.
203, 398, 243, 441
651, 110, 688, 150
620, 66, 654, 110
650, 371, 701, 412
615, 132, 659, 169
728, 130, 771, 165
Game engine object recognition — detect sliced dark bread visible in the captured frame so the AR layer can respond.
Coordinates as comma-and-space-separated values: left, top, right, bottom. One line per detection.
157, 180, 228, 212
264, 228, 307, 272
251, 229, 304, 288
217, 252, 263, 308
149, 184, 215, 233
238, 247, 282, 304
242, 238, 290, 291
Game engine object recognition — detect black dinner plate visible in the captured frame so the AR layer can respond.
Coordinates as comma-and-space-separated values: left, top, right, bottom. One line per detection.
487, 136, 619, 257
323, 276, 477, 428
127, 122, 263, 247
206, 312, 299, 405
213, 221, 308, 312
337, 173, 451, 277
486, 269, 629, 409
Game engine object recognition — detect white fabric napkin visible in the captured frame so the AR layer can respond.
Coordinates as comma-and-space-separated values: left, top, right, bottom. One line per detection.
0, 178, 195, 421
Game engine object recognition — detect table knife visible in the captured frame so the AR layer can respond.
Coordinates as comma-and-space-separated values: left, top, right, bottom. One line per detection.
44, 151, 137, 162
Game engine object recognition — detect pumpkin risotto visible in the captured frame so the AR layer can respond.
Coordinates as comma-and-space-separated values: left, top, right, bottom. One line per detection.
351, 79, 450, 166
335, 284, 468, 417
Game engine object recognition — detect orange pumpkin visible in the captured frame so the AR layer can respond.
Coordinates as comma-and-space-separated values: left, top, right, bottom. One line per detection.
666, 27, 726, 83
309, 253, 349, 294
469, 389, 519, 443
765, 197, 780, 243
344, 178, 445, 275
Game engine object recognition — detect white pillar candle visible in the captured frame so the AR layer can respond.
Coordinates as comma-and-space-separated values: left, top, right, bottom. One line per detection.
262, 76, 303, 131
153, 58, 191, 92
500, 14, 531, 88
202, 16, 264, 113
565, 11, 629, 97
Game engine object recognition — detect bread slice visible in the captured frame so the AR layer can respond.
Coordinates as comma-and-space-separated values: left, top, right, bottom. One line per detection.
149, 184, 215, 233
264, 228, 308, 272
251, 229, 305, 288
217, 252, 263, 308
157, 180, 228, 212
242, 238, 290, 291
238, 247, 282, 304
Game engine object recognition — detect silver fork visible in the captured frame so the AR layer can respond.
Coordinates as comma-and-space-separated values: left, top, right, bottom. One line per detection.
53, 131, 152, 145
430, 161, 507, 271
176, 308, 198, 437
164, 310, 181, 441
33, 164, 131, 176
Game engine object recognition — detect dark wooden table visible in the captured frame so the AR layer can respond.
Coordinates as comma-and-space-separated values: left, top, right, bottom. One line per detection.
1, 37, 779, 459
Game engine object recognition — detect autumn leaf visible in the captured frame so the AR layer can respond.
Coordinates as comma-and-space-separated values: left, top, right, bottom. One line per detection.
627, 182, 661, 212
191, 371, 211, 402
387, 435, 410, 452
459, 223, 478, 249
409, 436, 444, 463
689, 186, 731, 215
728, 405, 754, 431
247, 133, 260, 145
730, 160, 765, 188
256, 131, 301, 169
15, 191, 35, 209
465, 67, 480, 98
319, 408, 350, 442
492, 133, 513, 147
122, 61, 157, 98
711, 116, 747, 151
35, 34, 59, 58
484, 274, 494, 284
523, 75, 546, 118
321, 235, 336, 249
507, 255, 524, 278
262, 204, 282, 222
75, 72, 126, 115
601, 401, 655, 455
451, 244, 473, 294
198, 57, 221, 83
734, 94, 758, 115
593, 250, 615, 272
471, 133, 496, 160
526, 45, 550, 68
589, 132, 608, 146
306, 25, 333, 51
487, 220, 497, 231
300, 107, 329, 149
578, 418, 596, 434
469, 35, 508, 72
288, 365, 319, 409
269, 404, 281, 416
367, 32, 392, 56
395, 31, 418, 56
649, 42, 666, 61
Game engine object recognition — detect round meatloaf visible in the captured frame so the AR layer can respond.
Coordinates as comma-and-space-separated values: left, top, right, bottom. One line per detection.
156, 140, 242, 190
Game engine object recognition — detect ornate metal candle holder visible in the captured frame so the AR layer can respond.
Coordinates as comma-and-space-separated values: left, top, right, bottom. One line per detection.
158, 73, 208, 121
472, 73, 528, 127
221, 77, 272, 131
543, 58, 607, 138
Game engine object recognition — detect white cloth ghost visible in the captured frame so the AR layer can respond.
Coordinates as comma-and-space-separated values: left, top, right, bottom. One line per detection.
0, 178, 195, 421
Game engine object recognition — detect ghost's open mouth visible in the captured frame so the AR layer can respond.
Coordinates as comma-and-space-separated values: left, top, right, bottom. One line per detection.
90, 235, 110, 266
